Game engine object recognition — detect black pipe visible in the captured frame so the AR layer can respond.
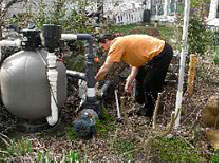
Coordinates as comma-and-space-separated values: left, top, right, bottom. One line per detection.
76, 34, 95, 93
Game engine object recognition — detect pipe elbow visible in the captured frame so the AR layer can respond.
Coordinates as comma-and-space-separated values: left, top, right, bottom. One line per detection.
77, 34, 95, 42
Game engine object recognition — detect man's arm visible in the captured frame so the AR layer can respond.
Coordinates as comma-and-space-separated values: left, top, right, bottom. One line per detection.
95, 61, 113, 81
129, 66, 139, 81
125, 66, 139, 93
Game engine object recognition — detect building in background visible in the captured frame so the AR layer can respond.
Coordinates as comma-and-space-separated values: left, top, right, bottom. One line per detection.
208, 0, 219, 27
5, 0, 179, 25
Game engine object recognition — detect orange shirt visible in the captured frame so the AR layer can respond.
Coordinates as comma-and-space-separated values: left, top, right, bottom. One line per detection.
106, 35, 165, 66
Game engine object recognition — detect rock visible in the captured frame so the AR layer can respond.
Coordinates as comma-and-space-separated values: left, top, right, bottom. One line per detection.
206, 130, 219, 150
202, 95, 219, 129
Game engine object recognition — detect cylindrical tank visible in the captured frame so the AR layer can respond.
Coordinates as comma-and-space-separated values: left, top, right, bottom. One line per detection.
0, 50, 66, 119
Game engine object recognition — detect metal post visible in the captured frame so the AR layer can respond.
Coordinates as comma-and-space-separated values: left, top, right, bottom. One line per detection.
164, 0, 169, 17
174, 0, 190, 128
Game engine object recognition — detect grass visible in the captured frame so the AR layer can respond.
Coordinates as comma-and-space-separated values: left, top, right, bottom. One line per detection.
152, 137, 205, 161
109, 24, 138, 34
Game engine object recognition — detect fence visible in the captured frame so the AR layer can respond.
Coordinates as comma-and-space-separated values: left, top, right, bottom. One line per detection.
113, 7, 145, 25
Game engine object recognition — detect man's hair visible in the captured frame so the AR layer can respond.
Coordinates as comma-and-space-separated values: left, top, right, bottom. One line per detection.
98, 34, 115, 43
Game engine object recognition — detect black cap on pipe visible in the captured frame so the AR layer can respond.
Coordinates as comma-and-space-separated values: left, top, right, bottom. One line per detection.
43, 24, 61, 49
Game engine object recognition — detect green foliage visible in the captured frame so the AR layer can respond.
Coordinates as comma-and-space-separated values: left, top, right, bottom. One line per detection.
153, 137, 205, 161
8, 14, 33, 29
33, 0, 46, 29
63, 54, 85, 72
112, 138, 134, 154
188, 0, 214, 55
210, 152, 219, 162
96, 107, 115, 138
37, 151, 44, 162
68, 150, 80, 162
8, 0, 93, 34
188, 16, 214, 55
190, 0, 210, 18
3, 137, 33, 157
65, 125, 77, 140
213, 46, 219, 64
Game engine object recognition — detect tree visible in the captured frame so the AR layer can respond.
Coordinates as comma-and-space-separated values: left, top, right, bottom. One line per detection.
0, 0, 25, 39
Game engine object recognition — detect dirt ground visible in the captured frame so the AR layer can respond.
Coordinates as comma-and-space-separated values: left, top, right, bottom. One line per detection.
0, 54, 219, 161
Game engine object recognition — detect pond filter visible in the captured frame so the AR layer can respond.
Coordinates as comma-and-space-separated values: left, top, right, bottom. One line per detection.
0, 28, 66, 121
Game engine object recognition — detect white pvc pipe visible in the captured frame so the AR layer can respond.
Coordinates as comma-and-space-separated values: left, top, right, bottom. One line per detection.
114, 90, 121, 119
61, 34, 77, 40
87, 88, 95, 97
174, 0, 190, 128
46, 52, 59, 126
0, 39, 21, 47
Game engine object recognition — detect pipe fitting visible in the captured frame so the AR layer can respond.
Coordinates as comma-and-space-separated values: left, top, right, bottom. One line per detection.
0, 39, 21, 47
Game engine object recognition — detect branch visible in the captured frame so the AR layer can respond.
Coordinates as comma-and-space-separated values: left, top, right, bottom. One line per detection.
159, 112, 175, 137
5, 0, 25, 9
152, 93, 162, 129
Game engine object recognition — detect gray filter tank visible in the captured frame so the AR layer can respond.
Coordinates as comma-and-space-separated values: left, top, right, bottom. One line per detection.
0, 50, 66, 119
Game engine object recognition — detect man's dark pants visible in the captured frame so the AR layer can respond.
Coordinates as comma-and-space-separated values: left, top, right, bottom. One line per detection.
134, 42, 173, 117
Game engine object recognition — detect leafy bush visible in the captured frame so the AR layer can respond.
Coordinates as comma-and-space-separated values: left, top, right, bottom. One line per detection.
188, 16, 214, 55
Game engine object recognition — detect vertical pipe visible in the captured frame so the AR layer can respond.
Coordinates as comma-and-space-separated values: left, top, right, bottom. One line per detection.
87, 39, 95, 98
175, 0, 178, 17
76, 34, 95, 99
46, 52, 58, 126
115, 90, 121, 119
174, 0, 190, 128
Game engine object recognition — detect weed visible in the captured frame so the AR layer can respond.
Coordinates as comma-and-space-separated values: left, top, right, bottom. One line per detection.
68, 150, 80, 162
210, 152, 219, 162
1, 137, 33, 157
61, 150, 66, 162
112, 138, 135, 154
45, 149, 50, 163
37, 151, 43, 163
96, 107, 115, 138
65, 126, 77, 140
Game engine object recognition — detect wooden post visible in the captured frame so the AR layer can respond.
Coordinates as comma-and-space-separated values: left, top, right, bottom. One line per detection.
120, 96, 125, 115
120, 96, 131, 129
187, 54, 197, 97
152, 93, 161, 129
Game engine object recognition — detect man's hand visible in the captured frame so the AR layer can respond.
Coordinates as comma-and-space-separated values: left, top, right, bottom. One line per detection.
125, 66, 139, 94
125, 76, 134, 93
